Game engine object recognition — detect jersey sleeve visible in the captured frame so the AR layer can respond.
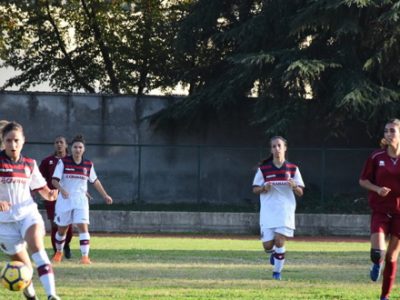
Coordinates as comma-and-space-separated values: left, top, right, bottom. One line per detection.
293, 167, 305, 188
52, 159, 64, 181
252, 168, 265, 187
360, 154, 375, 181
89, 164, 98, 183
30, 160, 47, 190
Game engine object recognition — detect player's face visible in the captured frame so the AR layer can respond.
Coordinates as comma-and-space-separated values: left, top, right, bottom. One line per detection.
270, 138, 286, 159
384, 123, 400, 148
54, 137, 67, 154
3, 129, 25, 161
71, 141, 85, 158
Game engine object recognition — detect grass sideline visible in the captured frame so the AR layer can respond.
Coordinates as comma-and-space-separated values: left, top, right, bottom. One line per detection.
0, 235, 391, 299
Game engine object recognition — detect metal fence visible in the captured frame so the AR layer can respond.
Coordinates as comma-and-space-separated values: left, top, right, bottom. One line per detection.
25, 143, 373, 213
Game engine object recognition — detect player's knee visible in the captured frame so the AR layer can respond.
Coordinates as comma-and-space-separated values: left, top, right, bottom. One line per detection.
370, 248, 385, 264
263, 242, 274, 252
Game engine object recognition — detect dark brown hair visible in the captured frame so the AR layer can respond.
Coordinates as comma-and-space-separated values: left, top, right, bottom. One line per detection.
258, 136, 288, 166
71, 134, 85, 145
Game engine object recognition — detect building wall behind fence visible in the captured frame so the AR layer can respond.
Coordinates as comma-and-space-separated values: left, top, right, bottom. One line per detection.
0, 92, 372, 211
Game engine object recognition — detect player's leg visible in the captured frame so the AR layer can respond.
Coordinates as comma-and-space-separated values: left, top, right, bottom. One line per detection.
1, 221, 38, 300
23, 213, 60, 300
53, 210, 72, 262
261, 226, 276, 266
76, 223, 91, 264
380, 215, 400, 300
380, 235, 400, 300
44, 200, 57, 254
370, 212, 388, 282
11, 250, 37, 300
63, 225, 74, 259
75, 208, 91, 264
271, 231, 290, 280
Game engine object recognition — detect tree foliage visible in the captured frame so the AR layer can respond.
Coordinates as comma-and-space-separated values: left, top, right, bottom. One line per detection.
0, 0, 189, 95
161, 0, 400, 140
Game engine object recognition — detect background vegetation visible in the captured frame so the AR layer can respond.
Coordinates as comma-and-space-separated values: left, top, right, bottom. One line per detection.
1, 0, 400, 139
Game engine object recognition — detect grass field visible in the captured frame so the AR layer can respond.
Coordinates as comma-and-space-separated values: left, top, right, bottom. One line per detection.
0, 235, 392, 300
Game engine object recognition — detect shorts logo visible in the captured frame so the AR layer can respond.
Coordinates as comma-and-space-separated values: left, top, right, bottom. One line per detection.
0, 243, 7, 251
379, 161, 385, 166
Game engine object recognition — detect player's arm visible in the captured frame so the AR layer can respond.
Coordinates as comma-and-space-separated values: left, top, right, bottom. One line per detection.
52, 178, 69, 199
36, 185, 58, 201
359, 178, 391, 197
252, 184, 272, 194
92, 180, 112, 204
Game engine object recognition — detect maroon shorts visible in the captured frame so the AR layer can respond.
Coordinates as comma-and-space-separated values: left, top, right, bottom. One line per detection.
43, 200, 56, 221
371, 211, 400, 238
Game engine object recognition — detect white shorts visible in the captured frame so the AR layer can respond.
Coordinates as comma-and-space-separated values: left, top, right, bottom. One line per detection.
54, 208, 89, 226
260, 226, 294, 242
0, 210, 45, 255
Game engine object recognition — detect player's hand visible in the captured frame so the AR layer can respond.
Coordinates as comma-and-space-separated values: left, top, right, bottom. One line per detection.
263, 182, 272, 192
288, 178, 297, 189
104, 195, 113, 205
0, 201, 11, 212
61, 189, 69, 199
377, 186, 391, 197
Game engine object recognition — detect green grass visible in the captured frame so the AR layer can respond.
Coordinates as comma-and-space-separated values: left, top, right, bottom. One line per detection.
0, 235, 391, 299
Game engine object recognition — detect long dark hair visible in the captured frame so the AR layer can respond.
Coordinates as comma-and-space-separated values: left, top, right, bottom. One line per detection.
258, 136, 288, 166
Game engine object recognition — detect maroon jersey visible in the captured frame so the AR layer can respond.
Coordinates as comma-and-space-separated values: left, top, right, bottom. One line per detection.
360, 149, 400, 214
39, 155, 60, 189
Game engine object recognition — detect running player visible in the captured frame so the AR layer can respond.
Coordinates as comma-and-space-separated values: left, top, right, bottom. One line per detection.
359, 119, 400, 300
39, 136, 73, 259
252, 136, 304, 280
51, 134, 112, 264
0, 121, 61, 300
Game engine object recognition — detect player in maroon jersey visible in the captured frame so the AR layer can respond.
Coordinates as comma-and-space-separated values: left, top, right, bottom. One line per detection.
0, 121, 60, 300
360, 119, 400, 300
39, 136, 73, 259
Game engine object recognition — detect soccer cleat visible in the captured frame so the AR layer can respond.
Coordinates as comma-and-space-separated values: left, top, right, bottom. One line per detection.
272, 271, 281, 280
270, 252, 275, 265
48, 295, 61, 300
80, 255, 91, 265
370, 263, 382, 282
64, 245, 72, 259
52, 251, 63, 263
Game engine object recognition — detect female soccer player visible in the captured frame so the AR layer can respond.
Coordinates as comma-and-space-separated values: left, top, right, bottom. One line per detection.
359, 118, 400, 300
39, 136, 73, 259
252, 136, 304, 280
52, 134, 112, 264
0, 121, 60, 300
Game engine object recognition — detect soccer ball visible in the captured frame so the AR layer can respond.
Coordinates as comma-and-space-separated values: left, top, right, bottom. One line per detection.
0, 261, 32, 291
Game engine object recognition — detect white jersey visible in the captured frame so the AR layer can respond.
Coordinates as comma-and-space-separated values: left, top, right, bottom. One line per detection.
0, 151, 46, 222
52, 156, 97, 212
253, 160, 304, 230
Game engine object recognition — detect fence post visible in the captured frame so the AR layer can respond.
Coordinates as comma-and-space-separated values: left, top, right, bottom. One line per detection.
136, 145, 142, 204
197, 145, 201, 204
321, 147, 326, 207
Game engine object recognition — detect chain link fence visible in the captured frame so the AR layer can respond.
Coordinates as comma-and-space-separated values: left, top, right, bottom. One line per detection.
25, 143, 373, 214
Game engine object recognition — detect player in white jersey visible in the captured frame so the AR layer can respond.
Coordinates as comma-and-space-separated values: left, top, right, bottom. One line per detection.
51, 134, 112, 264
252, 136, 304, 280
0, 121, 61, 300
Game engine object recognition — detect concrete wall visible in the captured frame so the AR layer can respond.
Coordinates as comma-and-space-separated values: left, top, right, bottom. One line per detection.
40, 210, 370, 236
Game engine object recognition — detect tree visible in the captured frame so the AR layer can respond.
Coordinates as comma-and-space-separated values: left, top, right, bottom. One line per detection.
161, 0, 400, 141
0, 0, 189, 94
